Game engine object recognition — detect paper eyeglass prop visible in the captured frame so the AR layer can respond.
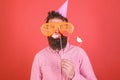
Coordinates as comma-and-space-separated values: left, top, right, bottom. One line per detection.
41, 22, 74, 36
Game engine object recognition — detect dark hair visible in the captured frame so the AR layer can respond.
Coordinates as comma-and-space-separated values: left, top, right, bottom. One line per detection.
46, 11, 68, 23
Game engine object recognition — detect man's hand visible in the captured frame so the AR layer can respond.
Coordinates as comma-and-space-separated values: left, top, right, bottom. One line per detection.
61, 59, 75, 79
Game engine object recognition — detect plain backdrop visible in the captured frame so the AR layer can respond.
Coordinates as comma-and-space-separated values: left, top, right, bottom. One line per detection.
0, 0, 120, 80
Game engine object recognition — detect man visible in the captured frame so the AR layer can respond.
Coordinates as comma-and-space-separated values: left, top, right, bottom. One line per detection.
30, 11, 97, 80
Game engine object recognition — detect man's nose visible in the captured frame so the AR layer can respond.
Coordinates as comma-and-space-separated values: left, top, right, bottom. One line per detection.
55, 28, 60, 33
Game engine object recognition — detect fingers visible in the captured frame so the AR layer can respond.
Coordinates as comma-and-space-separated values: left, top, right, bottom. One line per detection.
62, 59, 73, 66
61, 59, 73, 71
61, 59, 75, 79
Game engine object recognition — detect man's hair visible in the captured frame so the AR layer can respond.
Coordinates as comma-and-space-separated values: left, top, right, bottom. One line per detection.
46, 11, 68, 23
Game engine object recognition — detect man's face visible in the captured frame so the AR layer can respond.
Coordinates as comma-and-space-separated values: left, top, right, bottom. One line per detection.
47, 18, 67, 50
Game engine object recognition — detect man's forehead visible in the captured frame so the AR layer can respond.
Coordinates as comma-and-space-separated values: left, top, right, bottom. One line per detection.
48, 18, 63, 23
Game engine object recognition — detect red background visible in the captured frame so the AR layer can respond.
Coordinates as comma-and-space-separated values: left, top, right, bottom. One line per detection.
0, 0, 120, 80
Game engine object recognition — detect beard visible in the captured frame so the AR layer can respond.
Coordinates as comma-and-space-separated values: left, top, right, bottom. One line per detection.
47, 34, 67, 50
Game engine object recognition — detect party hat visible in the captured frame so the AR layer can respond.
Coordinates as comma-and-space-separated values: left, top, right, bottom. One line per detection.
57, 0, 68, 17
